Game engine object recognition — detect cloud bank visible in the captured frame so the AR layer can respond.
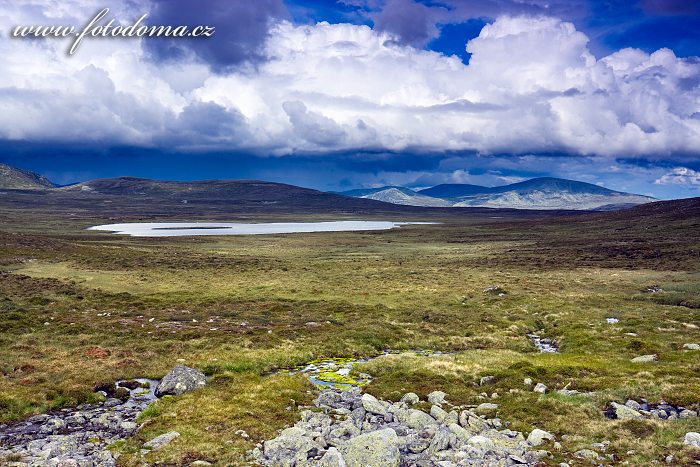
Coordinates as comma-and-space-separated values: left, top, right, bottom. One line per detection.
0, 1, 698, 161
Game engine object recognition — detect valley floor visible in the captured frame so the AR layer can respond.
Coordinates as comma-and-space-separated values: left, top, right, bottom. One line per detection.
0, 203, 699, 465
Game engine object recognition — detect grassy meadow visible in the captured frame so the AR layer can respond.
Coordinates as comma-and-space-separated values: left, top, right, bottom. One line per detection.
1, 205, 699, 465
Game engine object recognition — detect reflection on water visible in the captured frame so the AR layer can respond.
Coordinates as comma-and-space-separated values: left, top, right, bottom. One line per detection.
88, 221, 437, 237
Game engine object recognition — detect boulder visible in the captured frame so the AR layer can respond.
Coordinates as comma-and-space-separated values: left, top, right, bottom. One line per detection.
430, 405, 449, 422
427, 391, 447, 406
400, 392, 420, 405
685, 432, 700, 448
341, 428, 400, 467
361, 393, 388, 416
467, 435, 494, 448
263, 433, 320, 465
144, 431, 180, 451
395, 409, 437, 430
683, 343, 700, 351
527, 429, 554, 446
609, 402, 643, 420
155, 365, 207, 397
630, 354, 658, 363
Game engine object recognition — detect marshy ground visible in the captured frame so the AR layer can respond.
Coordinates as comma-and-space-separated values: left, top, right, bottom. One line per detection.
0, 198, 699, 465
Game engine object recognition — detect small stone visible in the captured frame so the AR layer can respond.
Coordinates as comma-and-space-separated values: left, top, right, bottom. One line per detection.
528, 428, 555, 446
524, 378, 533, 386
684, 432, 700, 448
120, 421, 137, 431
574, 449, 600, 460
683, 343, 700, 351
191, 462, 213, 466
533, 383, 547, 394
475, 403, 498, 413
680, 409, 698, 419
319, 447, 346, 467
144, 431, 180, 450
479, 375, 495, 386
631, 354, 658, 363
427, 391, 447, 406
400, 392, 420, 405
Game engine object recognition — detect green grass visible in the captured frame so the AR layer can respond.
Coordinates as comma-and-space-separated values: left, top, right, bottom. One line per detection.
0, 210, 699, 465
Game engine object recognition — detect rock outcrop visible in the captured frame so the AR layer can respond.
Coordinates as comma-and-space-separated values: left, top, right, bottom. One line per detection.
251, 388, 551, 466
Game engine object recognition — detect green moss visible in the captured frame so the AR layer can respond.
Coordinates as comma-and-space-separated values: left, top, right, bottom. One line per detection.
315, 372, 359, 386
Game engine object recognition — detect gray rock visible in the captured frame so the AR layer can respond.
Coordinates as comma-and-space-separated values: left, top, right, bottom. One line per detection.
475, 403, 498, 413
430, 405, 449, 422
395, 409, 437, 430
533, 383, 547, 394
154, 365, 207, 397
320, 447, 346, 466
610, 402, 643, 420
684, 432, 700, 448
574, 449, 600, 460
361, 393, 388, 416
480, 376, 495, 386
527, 429, 554, 446
683, 343, 700, 351
263, 433, 320, 464
341, 428, 400, 467
427, 391, 447, 406
144, 431, 180, 450
426, 427, 450, 454
400, 392, 420, 405
680, 409, 698, 419
625, 400, 642, 411
467, 435, 494, 448
631, 354, 658, 363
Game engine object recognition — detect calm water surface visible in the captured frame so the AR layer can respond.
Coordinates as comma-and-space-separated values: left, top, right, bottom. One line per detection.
88, 221, 436, 237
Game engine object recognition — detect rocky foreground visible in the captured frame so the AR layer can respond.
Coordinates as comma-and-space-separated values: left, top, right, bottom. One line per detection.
251, 389, 554, 467
0, 365, 207, 467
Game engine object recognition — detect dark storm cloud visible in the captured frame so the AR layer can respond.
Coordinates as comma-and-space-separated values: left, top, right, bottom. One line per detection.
369, 0, 589, 46
374, 0, 442, 46
145, 0, 287, 71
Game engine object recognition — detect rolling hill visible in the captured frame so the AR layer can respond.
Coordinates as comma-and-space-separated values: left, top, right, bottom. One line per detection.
0, 163, 56, 190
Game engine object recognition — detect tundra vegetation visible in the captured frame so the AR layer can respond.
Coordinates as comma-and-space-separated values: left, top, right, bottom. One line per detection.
0, 196, 699, 465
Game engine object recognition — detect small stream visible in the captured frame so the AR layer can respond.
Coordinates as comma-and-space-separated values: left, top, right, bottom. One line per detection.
528, 334, 559, 353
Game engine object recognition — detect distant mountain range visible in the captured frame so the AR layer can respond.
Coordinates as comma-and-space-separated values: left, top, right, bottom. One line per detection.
0, 163, 655, 212
337, 177, 656, 210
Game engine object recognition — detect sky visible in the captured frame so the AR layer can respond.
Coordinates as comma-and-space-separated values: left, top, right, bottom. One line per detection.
0, 0, 699, 199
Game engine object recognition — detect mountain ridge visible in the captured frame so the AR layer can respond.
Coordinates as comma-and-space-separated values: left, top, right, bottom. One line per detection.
340, 177, 656, 211
0, 163, 56, 190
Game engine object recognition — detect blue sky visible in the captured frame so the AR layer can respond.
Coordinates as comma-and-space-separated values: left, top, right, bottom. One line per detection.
0, 0, 699, 199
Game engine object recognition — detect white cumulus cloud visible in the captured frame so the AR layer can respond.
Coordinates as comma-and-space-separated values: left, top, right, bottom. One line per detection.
0, 2, 698, 158
655, 167, 700, 186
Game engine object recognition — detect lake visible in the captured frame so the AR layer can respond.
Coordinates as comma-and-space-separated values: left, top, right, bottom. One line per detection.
87, 221, 435, 237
